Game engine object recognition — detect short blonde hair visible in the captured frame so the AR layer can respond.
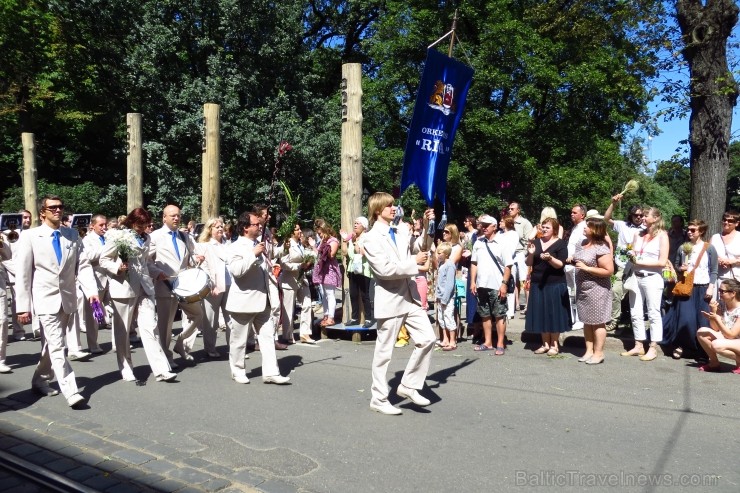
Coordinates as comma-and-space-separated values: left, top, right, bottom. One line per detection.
437, 242, 452, 258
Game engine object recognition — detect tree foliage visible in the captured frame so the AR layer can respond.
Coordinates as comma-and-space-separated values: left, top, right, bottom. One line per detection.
0, 0, 731, 233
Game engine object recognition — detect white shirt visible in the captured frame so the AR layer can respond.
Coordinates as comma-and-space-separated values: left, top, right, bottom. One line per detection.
711, 232, 740, 280
471, 236, 514, 289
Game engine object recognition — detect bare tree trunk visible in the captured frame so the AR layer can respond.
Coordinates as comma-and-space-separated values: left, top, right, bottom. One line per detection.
676, 0, 739, 236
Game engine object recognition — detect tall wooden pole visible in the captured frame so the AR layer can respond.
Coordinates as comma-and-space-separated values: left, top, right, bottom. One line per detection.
201, 103, 221, 222
126, 113, 143, 211
21, 133, 39, 226
340, 63, 363, 336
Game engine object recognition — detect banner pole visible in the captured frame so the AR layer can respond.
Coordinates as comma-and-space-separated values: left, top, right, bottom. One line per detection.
447, 9, 458, 57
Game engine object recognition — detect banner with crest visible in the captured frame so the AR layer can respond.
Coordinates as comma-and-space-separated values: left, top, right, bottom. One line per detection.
400, 48, 474, 206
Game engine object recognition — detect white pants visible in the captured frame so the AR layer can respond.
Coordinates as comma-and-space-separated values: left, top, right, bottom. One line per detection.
156, 296, 203, 359
34, 312, 79, 399
371, 306, 436, 406
111, 296, 171, 377
628, 273, 664, 343
229, 307, 280, 379
565, 266, 579, 324
202, 287, 232, 352
0, 288, 7, 364
281, 285, 313, 339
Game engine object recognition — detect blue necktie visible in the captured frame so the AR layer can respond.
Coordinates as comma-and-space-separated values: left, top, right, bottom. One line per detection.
52, 230, 62, 264
170, 231, 181, 260
99, 235, 105, 245
136, 235, 144, 247
389, 227, 397, 245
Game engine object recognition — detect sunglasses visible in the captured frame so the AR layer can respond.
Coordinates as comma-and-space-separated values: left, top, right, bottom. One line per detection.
633, 214, 644, 218
443, 230, 451, 234
718, 288, 735, 294
723, 218, 738, 223
687, 228, 699, 233
45, 205, 64, 211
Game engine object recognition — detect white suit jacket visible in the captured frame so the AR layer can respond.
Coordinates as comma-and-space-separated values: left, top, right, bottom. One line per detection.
196, 239, 229, 294
148, 226, 198, 297
14, 224, 97, 315
99, 231, 155, 299
362, 221, 421, 319
225, 235, 276, 314
279, 238, 308, 291
82, 232, 109, 291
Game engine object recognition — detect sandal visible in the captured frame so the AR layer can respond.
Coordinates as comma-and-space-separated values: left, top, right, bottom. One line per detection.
494, 347, 505, 356
698, 364, 722, 373
533, 346, 549, 354
546, 347, 559, 356
732, 366, 740, 375
474, 345, 494, 352
672, 347, 683, 360
442, 346, 457, 351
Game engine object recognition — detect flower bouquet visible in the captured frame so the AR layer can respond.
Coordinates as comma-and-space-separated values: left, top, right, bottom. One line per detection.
615, 243, 633, 264
105, 228, 137, 279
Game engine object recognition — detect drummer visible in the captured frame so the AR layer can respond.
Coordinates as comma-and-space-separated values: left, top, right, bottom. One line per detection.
148, 204, 205, 367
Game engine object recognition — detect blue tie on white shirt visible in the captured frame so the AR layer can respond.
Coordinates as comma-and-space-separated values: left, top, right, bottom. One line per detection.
99, 235, 105, 245
52, 230, 62, 264
170, 231, 181, 260
389, 227, 397, 245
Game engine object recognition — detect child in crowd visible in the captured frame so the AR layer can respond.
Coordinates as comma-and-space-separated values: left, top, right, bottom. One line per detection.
436, 242, 457, 350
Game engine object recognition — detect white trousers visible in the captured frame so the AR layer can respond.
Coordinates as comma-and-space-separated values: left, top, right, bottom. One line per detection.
111, 296, 171, 377
281, 285, 313, 339
156, 296, 203, 359
34, 312, 79, 398
371, 305, 436, 406
229, 307, 280, 379
628, 273, 664, 343
201, 288, 232, 352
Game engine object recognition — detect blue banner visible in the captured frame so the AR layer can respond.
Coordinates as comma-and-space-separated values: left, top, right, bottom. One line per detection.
400, 49, 474, 206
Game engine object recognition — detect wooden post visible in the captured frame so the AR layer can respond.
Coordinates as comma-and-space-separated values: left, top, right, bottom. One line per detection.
21, 133, 39, 226
126, 114, 143, 211
201, 103, 221, 222
341, 63, 363, 340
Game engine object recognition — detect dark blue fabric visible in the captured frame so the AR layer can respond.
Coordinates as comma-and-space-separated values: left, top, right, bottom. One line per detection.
524, 282, 572, 334
401, 49, 474, 205
661, 284, 710, 354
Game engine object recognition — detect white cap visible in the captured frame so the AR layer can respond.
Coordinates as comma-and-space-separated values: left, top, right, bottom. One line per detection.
478, 215, 497, 226
585, 209, 604, 219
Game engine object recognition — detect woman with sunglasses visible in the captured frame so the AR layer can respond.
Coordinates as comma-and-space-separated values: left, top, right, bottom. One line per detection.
710, 211, 740, 295
696, 279, 740, 372
622, 207, 669, 361
661, 220, 718, 360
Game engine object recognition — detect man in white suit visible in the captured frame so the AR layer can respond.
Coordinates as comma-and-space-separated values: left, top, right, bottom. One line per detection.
15, 195, 99, 407
362, 193, 435, 415
148, 205, 204, 367
225, 211, 290, 385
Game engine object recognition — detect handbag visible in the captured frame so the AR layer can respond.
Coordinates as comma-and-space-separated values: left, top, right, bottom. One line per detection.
671, 243, 707, 297
623, 271, 638, 293
484, 241, 515, 293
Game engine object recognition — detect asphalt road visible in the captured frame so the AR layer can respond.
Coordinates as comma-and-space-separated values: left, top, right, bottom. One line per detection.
0, 319, 738, 493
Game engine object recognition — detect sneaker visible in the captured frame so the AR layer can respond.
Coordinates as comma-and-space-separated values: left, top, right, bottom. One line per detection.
362, 320, 375, 328
0, 363, 12, 373
394, 339, 409, 348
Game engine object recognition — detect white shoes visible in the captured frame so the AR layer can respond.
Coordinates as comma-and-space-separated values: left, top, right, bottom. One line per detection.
0, 363, 11, 373
263, 375, 290, 385
396, 384, 431, 406
370, 401, 402, 415
156, 372, 177, 382
122, 371, 137, 382
67, 393, 86, 408
68, 351, 91, 361
232, 374, 250, 384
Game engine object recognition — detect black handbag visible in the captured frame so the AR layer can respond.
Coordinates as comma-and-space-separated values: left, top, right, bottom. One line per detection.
484, 241, 515, 293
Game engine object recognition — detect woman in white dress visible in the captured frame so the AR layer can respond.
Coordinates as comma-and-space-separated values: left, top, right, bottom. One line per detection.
279, 224, 315, 343
710, 211, 740, 296
100, 208, 176, 382
196, 217, 232, 357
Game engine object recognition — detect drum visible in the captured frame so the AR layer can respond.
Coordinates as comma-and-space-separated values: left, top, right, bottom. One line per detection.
171, 268, 211, 303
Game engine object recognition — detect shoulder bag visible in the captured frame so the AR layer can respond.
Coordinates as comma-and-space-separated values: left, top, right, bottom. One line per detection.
672, 242, 707, 297
484, 241, 515, 293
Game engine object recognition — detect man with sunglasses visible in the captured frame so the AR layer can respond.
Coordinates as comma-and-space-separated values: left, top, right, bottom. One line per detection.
14, 195, 99, 408
604, 194, 646, 332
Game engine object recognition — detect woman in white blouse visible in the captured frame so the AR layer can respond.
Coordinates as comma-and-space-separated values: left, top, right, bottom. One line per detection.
279, 224, 315, 343
621, 207, 669, 362
196, 218, 232, 358
710, 211, 740, 295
